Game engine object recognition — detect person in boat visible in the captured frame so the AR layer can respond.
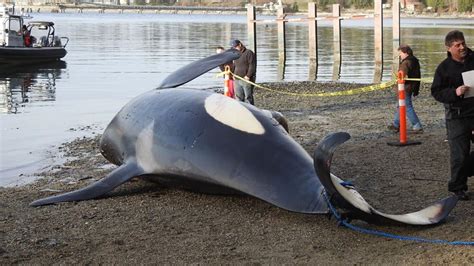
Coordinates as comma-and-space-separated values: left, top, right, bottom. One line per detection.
22, 25, 32, 47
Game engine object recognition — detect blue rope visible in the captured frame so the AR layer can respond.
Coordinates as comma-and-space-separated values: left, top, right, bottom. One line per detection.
323, 191, 474, 246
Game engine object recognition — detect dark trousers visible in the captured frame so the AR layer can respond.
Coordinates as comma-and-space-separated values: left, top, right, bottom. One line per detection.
446, 117, 474, 192
235, 79, 254, 105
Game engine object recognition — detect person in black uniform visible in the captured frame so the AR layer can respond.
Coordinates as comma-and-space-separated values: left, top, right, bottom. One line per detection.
431, 30, 474, 200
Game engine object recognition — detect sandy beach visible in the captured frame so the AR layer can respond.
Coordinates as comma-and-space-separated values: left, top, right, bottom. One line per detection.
1, 82, 473, 264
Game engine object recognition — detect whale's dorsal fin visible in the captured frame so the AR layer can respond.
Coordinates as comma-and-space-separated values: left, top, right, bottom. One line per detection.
157, 49, 241, 89
313, 132, 458, 225
30, 161, 144, 207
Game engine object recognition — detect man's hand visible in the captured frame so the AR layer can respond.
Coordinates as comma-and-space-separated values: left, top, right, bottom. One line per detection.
244, 76, 249, 80
456, 85, 470, 96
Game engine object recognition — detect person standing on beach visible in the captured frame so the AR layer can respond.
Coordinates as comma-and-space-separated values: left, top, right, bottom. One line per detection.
388, 45, 423, 133
431, 30, 474, 201
230, 39, 256, 105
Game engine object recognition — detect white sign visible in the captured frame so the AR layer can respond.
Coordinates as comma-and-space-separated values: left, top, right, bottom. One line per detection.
462, 70, 474, 98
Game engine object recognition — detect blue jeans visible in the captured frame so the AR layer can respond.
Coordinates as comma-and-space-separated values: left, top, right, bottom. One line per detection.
393, 92, 422, 129
235, 79, 254, 105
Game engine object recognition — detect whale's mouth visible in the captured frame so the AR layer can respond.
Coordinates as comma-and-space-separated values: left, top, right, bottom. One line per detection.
100, 121, 125, 166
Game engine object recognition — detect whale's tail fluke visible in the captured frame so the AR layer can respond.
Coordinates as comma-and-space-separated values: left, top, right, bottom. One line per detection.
313, 132, 458, 225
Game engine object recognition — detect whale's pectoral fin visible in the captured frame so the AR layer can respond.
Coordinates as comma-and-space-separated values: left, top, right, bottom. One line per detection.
313, 132, 458, 225
157, 48, 241, 89
30, 161, 144, 207
261, 109, 289, 133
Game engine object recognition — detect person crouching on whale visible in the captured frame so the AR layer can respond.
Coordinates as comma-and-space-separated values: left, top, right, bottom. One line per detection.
230, 39, 256, 105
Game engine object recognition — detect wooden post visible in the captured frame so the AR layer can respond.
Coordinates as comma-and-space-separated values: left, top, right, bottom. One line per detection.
308, 2, 318, 81
225, 23, 232, 45
374, 0, 383, 83
392, 0, 401, 77
332, 4, 341, 81
247, 5, 257, 55
277, 7, 286, 80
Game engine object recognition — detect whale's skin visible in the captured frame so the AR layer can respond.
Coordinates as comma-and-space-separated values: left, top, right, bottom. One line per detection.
94, 88, 328, 213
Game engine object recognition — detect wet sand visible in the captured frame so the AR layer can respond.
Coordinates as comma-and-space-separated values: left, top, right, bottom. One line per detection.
1, 82, 473, 264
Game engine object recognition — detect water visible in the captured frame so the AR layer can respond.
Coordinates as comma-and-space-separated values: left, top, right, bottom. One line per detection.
0, 12, 473, 187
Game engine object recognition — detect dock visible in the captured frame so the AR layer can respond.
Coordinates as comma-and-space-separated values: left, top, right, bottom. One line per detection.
18, 3, 258, 15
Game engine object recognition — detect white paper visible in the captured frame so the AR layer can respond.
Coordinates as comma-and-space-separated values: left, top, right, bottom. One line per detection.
461, 70, 474, 98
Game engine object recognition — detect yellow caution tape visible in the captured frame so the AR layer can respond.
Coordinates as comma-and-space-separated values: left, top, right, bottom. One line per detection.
404, 77, 433, 83
217, 70, 397, 97
390, 72, 433, 83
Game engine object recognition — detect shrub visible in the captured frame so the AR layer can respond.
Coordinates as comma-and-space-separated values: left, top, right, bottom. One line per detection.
458, 0, 473, 12
351, 0, 373, 9
425, 0, 444, 11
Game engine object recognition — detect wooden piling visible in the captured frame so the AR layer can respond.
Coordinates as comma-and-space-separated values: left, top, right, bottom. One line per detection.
277, 7, 286, 80
246, 5, 257, 55
308, 2, 318, 80
332, 4, 341, 81
242, 2, 395, 83
392, 0, 401, 76
374, 0, 383, 83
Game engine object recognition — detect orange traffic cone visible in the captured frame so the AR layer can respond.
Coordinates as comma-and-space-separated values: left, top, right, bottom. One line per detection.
224, 65, 235, 98
387, 71, 421, 146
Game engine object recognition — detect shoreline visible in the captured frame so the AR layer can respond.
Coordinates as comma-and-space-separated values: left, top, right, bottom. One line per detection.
10, 4, 474, 18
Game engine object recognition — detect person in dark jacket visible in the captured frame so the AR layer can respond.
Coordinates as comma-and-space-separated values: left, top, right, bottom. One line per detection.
389, 45, 423, 133
431, 30, 474, 201
230, 39, 256, 105
22, 25, 32, 47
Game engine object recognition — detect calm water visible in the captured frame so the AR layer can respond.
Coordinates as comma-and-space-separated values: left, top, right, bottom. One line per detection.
0, 12, 473, 187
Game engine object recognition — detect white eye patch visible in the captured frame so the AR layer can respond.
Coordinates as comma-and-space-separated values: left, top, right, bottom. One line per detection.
204, 94, 265, 135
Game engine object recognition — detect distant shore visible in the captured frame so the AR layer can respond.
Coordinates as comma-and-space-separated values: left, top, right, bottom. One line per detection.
11, 4, 474, 18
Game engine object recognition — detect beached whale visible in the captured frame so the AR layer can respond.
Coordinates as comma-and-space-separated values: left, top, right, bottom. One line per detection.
31, 49, 458, 225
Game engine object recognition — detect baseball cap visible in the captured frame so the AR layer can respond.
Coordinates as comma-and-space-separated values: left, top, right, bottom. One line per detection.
230, 39, 241, 48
